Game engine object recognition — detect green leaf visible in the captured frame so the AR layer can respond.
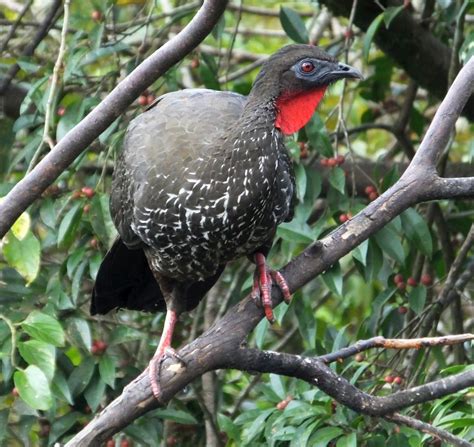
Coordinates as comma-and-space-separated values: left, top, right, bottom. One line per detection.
84, 373, 106, 412
51, 369, 74, 405
89, 194, 117, 247
280, 7, 309, 43
48, 412, 82, 445
363, 13, 384, 61
383, 5, 404, 28
14, 365, 52, 410
255, 317, 269, 349
401, 208, 432, 257
218, 413, 240, 442
328, 167, 346, 194
407, 286, 426, 315
322, 262, 343, 296
57, 203, 83, 248
68, 356, 95, 397
99, 353, 116, 389
270, 374, 286, 400
154, 409, 198, 425
311, 426, 344, 447
109, 325, 145, 345
18, 340, 56, 382
277, 221, 314, 244
67, 317, 92, 351
9, 211, 30, 240
337, 432, 357, 447
2, 231, 40, 284
22, 311, 65, 347
352, 239, 369, 266
241, 408, 274, 445
374, 225, 405, 264
295, 163, 307, 201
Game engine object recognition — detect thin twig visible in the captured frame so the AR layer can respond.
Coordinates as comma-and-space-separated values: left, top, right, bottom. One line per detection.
28, 0, 72, 172
385, 413, 473, 447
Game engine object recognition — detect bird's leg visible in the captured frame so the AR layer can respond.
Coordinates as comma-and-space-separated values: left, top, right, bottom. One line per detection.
251, 252, 292, 324
148, 308, 181, 400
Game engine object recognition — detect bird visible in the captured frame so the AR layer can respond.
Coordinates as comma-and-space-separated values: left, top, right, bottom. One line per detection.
91, 44, 362, 399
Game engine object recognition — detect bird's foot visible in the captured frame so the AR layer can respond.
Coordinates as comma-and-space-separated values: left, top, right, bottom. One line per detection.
148, 347, 186, 400
147, 309, 180, 400
250, 253, 292, 324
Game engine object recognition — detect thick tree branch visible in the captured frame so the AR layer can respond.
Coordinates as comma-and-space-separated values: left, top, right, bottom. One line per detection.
64, 58, 474, 445
0, 0, 228, 238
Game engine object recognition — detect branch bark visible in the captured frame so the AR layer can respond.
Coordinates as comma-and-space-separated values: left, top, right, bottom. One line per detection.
63, 57, 474, 446
0, 0, 229, 239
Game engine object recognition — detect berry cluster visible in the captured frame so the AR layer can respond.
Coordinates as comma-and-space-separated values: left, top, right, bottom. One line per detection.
320, 154, 345, 167
364, 185, 379, 201
138, 91, 156, 107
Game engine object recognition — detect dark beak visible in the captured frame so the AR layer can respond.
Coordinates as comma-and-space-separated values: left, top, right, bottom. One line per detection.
313, 61, 364, 85
332, 62, 364, 81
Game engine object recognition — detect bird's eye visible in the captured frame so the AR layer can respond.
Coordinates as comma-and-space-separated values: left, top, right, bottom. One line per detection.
300, 61, 315, 73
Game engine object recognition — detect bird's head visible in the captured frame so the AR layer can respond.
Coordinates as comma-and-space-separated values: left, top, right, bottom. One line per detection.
251, 44, 363, 135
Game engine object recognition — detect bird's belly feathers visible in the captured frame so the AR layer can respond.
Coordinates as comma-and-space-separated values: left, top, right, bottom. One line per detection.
135, 164, 293, 281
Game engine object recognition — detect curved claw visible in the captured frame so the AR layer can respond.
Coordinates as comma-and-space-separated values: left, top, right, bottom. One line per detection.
251, 253, 292, 324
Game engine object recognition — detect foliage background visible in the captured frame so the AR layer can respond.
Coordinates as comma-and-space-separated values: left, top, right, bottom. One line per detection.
0, 0, 473, 445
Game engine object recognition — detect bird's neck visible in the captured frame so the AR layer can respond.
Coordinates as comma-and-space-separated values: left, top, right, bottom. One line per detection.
242, 86, 327, 138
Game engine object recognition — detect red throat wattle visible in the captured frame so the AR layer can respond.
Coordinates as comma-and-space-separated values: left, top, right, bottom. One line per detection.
275, 86, 327, 135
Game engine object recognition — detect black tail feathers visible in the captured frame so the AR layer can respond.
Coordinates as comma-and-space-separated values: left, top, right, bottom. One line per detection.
91, 238, 165, 314
91, 238, 225, 315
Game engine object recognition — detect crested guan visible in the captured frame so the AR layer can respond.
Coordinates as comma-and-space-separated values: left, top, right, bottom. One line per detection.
92, 44, 362, 399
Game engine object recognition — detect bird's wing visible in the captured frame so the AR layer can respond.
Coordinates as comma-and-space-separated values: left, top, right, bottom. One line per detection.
110, 89, 247, 247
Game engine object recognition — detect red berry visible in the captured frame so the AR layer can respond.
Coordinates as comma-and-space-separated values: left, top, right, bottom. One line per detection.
276, 400, 288, 410
339, 214, 348, 223
420, 274, 433, 286
81, 186, 95, 199
320, 158, 329, 167
72, 190, 82, 199
364, 185, 376, 195
368, 191, 379, 201
393, 274, 404, 284
106, 440, 115, 447
146, 94, 156, 105
335, 154, 345, 165
398, 306, 408, 314
89, 238, 99, 249
57, 106, 66, 116
12, 387, 19, 397
393, 376, 403, 385
327, 157, 338, 167
138, 95, 148, 106
343, 29, 354, 39
83, 204, 91, 213
384, 375, 394, 383
190, 58, 200, 69
120, 439, 131, 447
91, 10, 102, 21
396, 282, 406, 291
407, 277, 417, 287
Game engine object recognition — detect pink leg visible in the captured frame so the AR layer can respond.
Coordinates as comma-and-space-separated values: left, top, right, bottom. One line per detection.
149, 309, 179, 400
251, 253, 292, 324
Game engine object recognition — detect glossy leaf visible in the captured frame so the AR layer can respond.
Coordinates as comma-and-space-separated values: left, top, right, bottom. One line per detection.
14, 365, 52, 410
22, 311, 65, 347
280, 7, 308, 43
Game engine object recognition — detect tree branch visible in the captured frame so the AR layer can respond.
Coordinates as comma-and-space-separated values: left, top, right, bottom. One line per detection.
385, 413, 472, 447
0, 0, 229, 239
